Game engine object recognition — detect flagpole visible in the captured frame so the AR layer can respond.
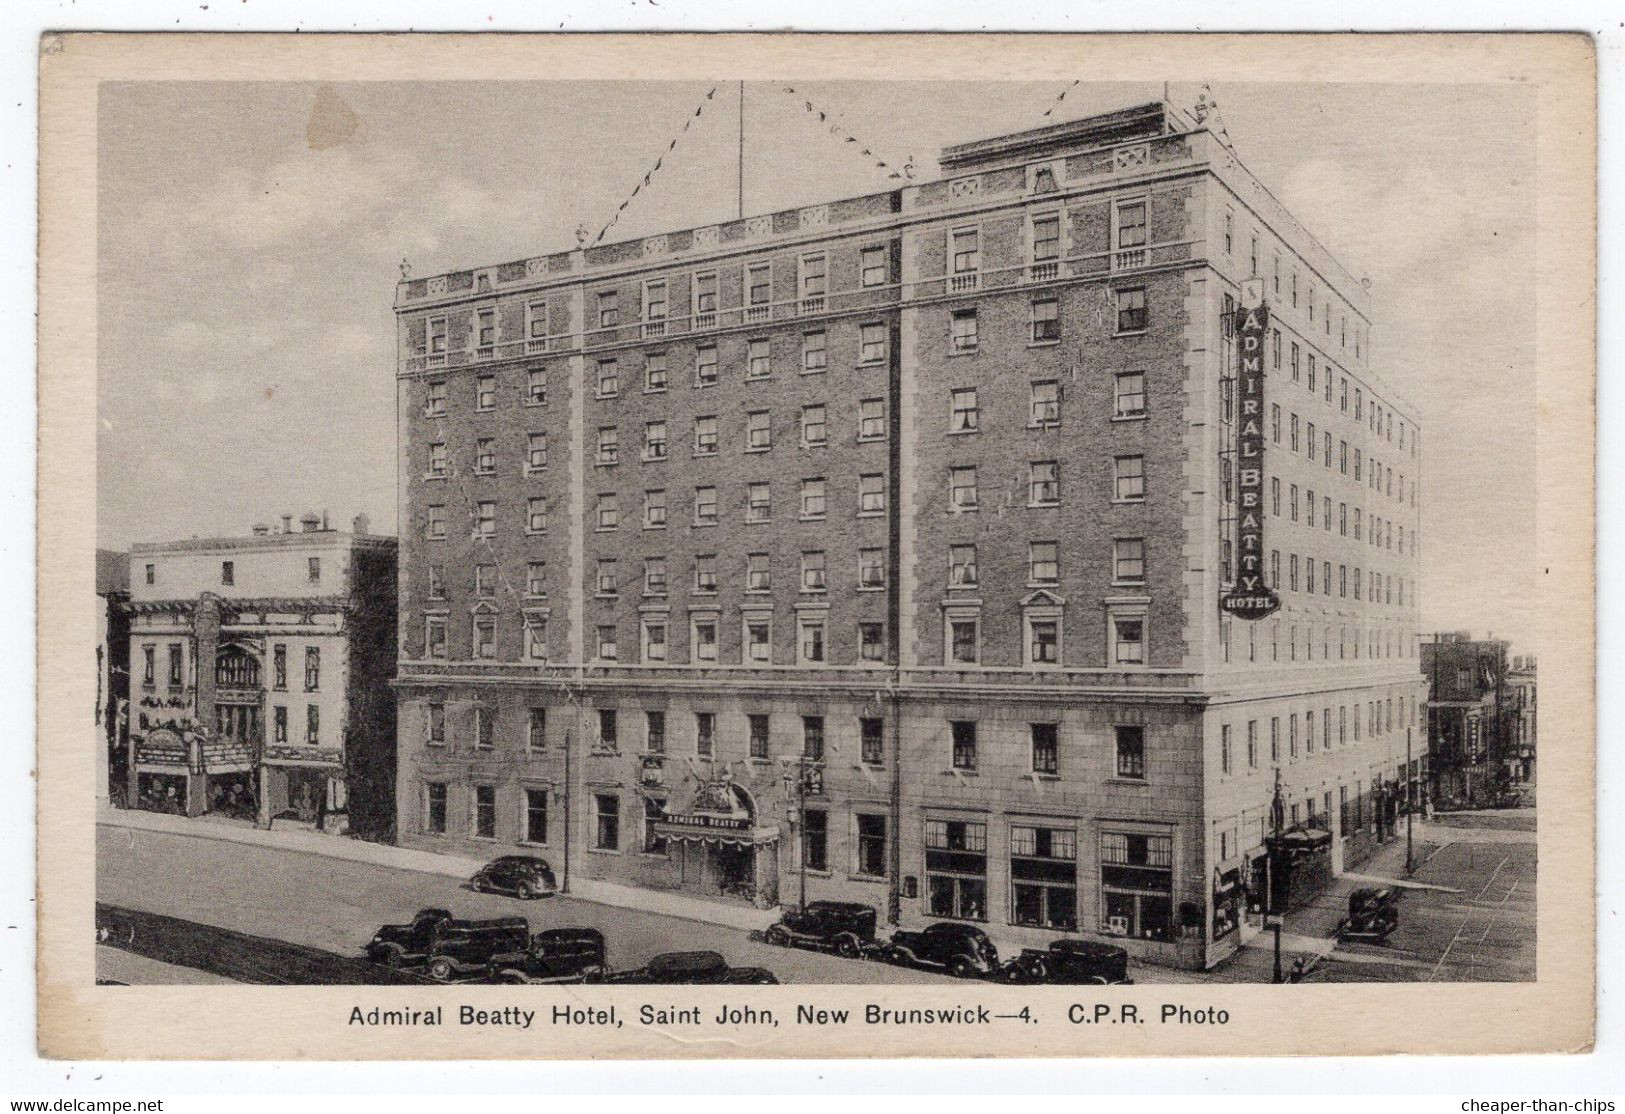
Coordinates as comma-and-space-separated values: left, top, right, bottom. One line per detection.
737, 80, 745, 220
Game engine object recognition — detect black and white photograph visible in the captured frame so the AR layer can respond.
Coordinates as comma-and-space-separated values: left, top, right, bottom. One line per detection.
34, 31, 1595, 1062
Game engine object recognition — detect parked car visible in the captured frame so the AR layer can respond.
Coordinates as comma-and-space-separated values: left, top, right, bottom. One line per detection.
488, 928, 609, 984
470, 855, 557, 900
603, 950, 778, 985
763, 901, 878, 958
1002, 939, 1134, 985
880, 922, 999, 978
1336, 887, 1400, 944
364, 909, 530, 981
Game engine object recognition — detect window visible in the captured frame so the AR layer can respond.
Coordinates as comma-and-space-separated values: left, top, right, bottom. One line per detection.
861, 246, 887, 288
522, 432, 547, 472
596, 625, 618, 661
470, 373, 493, 411
306, 704, 321, 745
643, 489, 667, 529
470, 616, 495, 660
271, 705, 287, 744
1031, 723, 1059, 775
595, 493, 618, 530
1027, 379, 1061, 427
691, 616, 718, 662
469, 500, 493, 538
950, 720, 977, 771
860, 718, 885, 765
801, 715, 825, 761
424, 783, 447, 834
747, 264, 771, 315
221, 561, 234, 586
925, 819, 987, 920
144, 563, 155, 586
594, 793, 619, 850
748, 714, 770, 759
798, 616, 826, 663
424, 615, 447, 659
799, 253, 827, 305
597, 291, 619, 329
596, 426, 619, 466
800, 477, 827, 520
859, 547, 886, 589
645, 351, 668, 391
949, 618, 979, 664
950, 388, 979, 433
694, 415, 718, 456
853, 814, 887, 878
746, 482, 771, 523
645, 710, 665, 753
1031, 297, 1060, 342
1099, 831, 1173, 941
595, 708, 618, 751
694, 554, 717, 592
950, 466, 979, 510
519, 787, 549, 845
1011, 826, 1077, 930
1114, 371, 1146, 418
951, 227, 980, 275
473, 564, 495, 599
642, 421, 667, 462
1032, 213, 1060, 262
860, 322, 887, 364
526, 368, 547, 406
1029, 460, 1060, 506
1111, 613, 1146, 666
802, 331, 827, 374
1116, 287, 1147, 332
1029, 541, 1059, 585
694, 486, 718, 526
949, 544, 978, 587
271, 644, 287, 689
745, 410, 771, 453
595, 559, 618, 596
307, 556, 322, 584
858, 473, 885, 515
859, 398, 885, 440
1220, 724, 1233, 774
745, 616, 771, 663
1223, 210, 1234, 254
476, 308, 497, 350
643, 279, 667, 326
859, 622, 886, 662
746, 552, 771, 592
801, 550, 827, 592
800, 404, 827, 448
302, 647, 320, 692
802, 809, 829, 872
425, 379, 447, 416
1115, 199, 1148, 249
641, 620, 667, 661
950, 310, 979, 351
426, 441, 448, 477
695, 345, 718, 386
696, 712, 716, 756
1113, 538, 1146, 584
1114, 455, 1145, 502
1026, 619, 1060, 669
1115, 725, 1145, 779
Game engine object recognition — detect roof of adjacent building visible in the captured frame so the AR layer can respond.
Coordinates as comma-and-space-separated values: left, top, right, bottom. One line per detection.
96, 548, 129, 596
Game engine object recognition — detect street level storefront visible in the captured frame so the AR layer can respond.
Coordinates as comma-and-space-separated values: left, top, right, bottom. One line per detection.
648, 779, 781, 907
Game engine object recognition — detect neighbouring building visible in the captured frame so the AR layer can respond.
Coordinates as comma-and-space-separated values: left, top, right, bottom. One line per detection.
390, 99, 1424, 970
125, 513, 398, 837
1422, 633, 1512, 806
1505, 654, 1536, 786
97, 548, 131, 807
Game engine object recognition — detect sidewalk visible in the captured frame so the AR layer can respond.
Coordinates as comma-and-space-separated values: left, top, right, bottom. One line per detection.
99, 805, 779, 934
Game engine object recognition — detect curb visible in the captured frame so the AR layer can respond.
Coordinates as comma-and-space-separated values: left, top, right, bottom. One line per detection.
99, 808, 778, 935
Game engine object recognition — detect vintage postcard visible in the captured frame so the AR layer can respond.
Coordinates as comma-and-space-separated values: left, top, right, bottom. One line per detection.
37, 32, 1595, 1059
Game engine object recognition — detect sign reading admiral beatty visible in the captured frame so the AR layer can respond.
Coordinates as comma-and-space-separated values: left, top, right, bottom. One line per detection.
1222, 299, 1281, 620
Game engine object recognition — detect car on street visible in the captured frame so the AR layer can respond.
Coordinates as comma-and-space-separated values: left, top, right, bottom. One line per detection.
879, 922, 999, 978
1001, 939, 1134, 985
602, 950, 779, 985
1336, 886, 1401, 944
487, 927, 609, 984
762, 901, 878, 958
365, 908, 531, 981
469, 855, 557, 899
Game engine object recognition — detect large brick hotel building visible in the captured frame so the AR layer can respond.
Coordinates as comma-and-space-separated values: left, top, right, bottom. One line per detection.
391, 101, 1424, 970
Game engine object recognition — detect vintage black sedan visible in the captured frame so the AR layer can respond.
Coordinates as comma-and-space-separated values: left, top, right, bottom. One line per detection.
488, 928, 608, 984
365, 909, 531, 981
762, 901, 878, 958
603, 950, 778, 985
469, 855, 557, 900
879, 922, 999, 978
1002, 939, 1134, 985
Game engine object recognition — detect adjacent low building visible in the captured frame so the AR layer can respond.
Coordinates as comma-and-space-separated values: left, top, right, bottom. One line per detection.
124, 513, 398, 837
96, 548, 131, 807
390, 100, 1425, 970
1421, 633, 1512, 806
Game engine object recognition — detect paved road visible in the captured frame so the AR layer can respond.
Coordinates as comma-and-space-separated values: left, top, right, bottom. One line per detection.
97, 825, 948, 986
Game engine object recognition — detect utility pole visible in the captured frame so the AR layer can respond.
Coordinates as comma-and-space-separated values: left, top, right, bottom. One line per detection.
1270, 766, 1285, 984
1405, 727, 1415, 875
798, 753, 809, 909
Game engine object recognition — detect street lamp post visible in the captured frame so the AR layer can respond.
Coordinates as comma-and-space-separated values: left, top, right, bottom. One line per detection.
1405, 727, 1415, 876
1270, 766, 1285, 985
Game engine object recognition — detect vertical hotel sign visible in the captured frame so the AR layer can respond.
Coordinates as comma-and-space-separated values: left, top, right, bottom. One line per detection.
1222, 288, 1282, 619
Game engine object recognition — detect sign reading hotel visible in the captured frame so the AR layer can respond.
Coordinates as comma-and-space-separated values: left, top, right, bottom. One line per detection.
1222, 290, 1282, 620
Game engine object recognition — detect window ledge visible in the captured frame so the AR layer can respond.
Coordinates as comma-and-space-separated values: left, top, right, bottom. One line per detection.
947, 348, 980, 358
1111, 497, 1147, 506
1114, 329, 1148, 339
422, 473, 447, 483
586, 847, 623, 856
1026, 422, 1061, 432
947, 428, 980, 437
523, 400, 548, 408
1027, 340, 1062, 349
1106, 777, 1150, 787
943, 769, 979, 777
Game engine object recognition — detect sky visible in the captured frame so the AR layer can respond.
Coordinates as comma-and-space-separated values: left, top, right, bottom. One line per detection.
96, 79, 1537, 648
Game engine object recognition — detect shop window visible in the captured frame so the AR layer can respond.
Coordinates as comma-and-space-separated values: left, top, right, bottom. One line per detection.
856, 814, 887, 878
1011, 826, 1078, 930
925, 819, 987, 920
594, 793, 619, 850
802, 809, 829, 872
1100, 831, 1174, 942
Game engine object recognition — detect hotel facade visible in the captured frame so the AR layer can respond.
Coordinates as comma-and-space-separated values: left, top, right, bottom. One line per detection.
391, 102, 1424, 969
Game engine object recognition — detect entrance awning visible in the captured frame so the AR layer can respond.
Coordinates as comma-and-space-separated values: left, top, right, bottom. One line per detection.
1268, 828, 1332, 853
653, 819, 780, 846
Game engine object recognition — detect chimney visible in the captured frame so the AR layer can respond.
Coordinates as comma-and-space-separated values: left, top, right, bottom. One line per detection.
322, 509, 330, 531
251, 523, 270, 537
352, 513, 371, 536
300, 511, 321, 533
281, 514, 293, 534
